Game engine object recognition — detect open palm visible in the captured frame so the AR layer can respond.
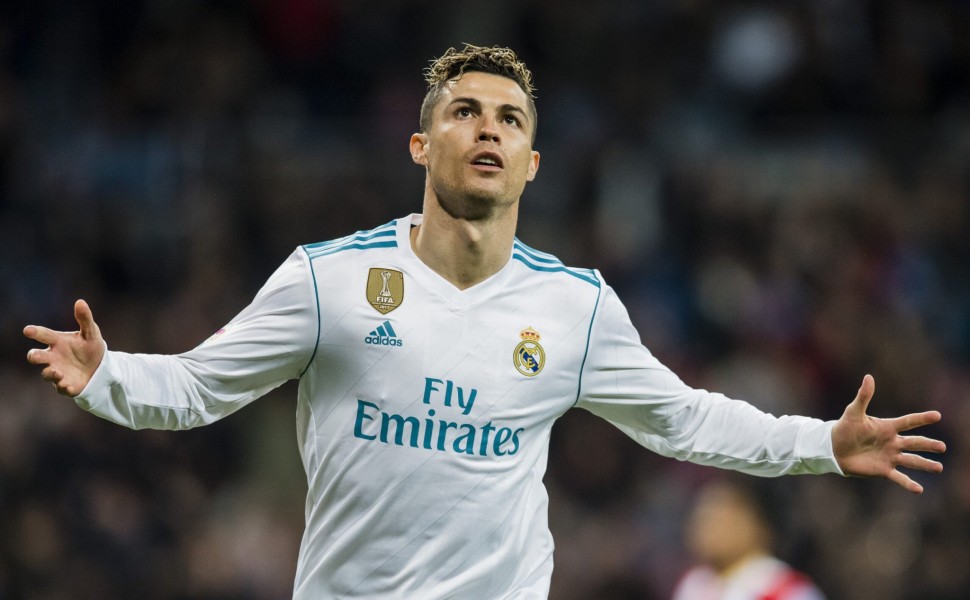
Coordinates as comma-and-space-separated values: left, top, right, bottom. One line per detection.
24, 299, 105, 397
832, 375, 945, 494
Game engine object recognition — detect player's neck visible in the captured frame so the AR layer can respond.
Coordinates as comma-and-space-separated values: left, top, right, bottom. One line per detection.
412, 197, 517, 291
715, 550, 770, 578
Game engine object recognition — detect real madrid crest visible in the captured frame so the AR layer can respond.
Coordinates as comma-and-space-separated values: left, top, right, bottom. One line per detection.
366, 268, 404, 314
513, 327, 545, 377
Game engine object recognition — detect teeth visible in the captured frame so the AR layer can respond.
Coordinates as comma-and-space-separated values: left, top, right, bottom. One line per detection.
476, 157, 497, 166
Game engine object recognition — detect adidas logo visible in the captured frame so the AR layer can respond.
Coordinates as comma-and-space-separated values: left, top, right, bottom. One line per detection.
364, 320, 403, 347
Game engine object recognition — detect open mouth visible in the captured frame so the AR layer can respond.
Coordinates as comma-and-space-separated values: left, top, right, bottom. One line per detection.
470, 151, 504, 170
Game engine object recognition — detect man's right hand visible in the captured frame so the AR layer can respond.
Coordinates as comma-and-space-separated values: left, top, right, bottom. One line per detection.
24, 299, 106, 397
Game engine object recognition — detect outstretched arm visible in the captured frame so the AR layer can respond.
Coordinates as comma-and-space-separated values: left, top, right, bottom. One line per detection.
21, 251, 318, 431
24, 299, 105, 397
832, 374, 945, 494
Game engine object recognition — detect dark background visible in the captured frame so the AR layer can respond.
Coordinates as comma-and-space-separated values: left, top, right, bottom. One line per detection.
2, 1, 968, 598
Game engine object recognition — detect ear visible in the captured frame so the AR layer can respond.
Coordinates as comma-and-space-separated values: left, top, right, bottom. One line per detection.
410, 133, 429, 166
525, 150, 540, 182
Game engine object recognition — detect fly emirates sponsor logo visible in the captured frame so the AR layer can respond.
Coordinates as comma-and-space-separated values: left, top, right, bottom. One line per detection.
353, 377, 524, 457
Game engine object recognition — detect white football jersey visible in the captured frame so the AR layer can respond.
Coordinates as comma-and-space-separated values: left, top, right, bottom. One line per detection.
75, 213, 841, 599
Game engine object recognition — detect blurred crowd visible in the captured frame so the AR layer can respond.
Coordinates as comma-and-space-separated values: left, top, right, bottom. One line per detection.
2, 1, 969, 599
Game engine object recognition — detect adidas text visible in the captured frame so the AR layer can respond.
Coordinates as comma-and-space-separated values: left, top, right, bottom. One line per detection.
365, 336, 403, 346
365, 320, 403, 346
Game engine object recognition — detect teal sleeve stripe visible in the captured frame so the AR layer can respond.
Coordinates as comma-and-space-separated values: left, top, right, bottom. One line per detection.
300, 246, 322, 377
306, 232, 396, 257
307, 240, 397, 259
303, 220, 397, 251
573, 273, 603, 407
511, 253, 600, 287
512, 240, 560, 264
305, 228, 395, 252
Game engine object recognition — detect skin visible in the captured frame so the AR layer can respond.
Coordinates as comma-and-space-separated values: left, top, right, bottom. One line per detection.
24, 70, 945, 493
832, 374, 944, 493
686, 482, 772, 574
409, 71, 539, 290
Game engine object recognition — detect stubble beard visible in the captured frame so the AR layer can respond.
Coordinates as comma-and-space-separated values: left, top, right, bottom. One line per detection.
430, 178, 513, 222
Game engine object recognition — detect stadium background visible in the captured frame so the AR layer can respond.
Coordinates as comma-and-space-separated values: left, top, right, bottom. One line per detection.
1, 1, 968, 598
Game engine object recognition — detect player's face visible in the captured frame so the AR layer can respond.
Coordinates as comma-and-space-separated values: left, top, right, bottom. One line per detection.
686, 485, 768, 571
411, 71, 540, 221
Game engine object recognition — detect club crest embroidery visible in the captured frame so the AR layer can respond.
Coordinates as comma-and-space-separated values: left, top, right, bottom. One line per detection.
366, 268, 404, 314
513, 327, 545, 377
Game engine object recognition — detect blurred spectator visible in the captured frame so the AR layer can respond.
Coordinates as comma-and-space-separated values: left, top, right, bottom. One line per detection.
672, 477, 825, 600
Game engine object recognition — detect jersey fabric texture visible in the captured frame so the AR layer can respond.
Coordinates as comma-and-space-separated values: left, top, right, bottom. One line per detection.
74, 214, 842, 599
672, 556, 827, 600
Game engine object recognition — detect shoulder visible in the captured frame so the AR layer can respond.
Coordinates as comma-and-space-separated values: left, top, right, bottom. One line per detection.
510, 238, 601, 289
301, 219, 400, 262
671, 565, 720, 600
739, 557, 825, 600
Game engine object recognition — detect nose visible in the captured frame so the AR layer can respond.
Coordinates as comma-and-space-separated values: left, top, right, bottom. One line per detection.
477, 118, 500, 143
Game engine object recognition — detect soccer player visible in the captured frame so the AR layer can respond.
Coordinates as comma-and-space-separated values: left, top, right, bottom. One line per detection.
23, 45, 945, 599
673, 478, 827, 600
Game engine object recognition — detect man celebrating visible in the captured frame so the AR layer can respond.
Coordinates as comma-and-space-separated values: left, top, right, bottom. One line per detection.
24, 45, 945, 599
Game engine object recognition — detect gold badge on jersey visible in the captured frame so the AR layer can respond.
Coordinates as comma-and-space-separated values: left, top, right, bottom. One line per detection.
513, 327, 545, 377
366, 268, 404, 314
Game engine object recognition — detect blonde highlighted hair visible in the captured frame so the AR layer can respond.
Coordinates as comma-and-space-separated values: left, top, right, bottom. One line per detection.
419, 44, 537, 142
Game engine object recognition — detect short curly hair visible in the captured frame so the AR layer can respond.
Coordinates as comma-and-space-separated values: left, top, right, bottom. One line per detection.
419, 44, 537, 143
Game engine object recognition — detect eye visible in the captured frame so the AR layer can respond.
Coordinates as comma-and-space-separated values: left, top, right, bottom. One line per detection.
456, 107, 473, 118
503, 115, 520, 127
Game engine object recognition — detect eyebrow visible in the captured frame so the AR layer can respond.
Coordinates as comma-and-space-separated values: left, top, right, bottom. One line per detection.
447, 97, 531, 125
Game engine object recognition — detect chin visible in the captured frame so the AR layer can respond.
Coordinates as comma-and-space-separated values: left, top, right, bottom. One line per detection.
436, 187, 513, 221
436, 196, 496, 221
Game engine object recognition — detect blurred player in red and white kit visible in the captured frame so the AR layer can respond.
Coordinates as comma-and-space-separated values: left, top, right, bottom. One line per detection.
673, 478, 825, 600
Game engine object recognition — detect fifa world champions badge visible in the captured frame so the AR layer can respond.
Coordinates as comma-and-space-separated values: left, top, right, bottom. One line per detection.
366, 268, 404, 314
513, 327, 545, 377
